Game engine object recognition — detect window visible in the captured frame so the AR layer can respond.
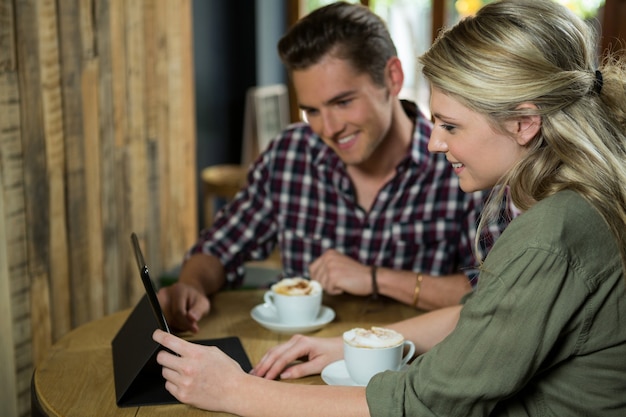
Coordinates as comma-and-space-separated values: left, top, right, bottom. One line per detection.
294, 0, 606, 116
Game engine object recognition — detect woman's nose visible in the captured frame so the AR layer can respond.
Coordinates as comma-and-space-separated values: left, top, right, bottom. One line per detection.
428, 130, 448, 154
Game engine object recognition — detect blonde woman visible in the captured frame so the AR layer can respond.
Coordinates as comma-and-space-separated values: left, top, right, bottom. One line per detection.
153, 1, 626, 415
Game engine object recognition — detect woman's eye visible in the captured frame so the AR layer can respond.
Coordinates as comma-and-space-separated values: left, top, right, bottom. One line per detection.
440, 123, 456, 132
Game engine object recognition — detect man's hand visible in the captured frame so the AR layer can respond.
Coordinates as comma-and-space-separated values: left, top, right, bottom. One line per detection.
309, 249, 371, 296
157, 282, 210, 333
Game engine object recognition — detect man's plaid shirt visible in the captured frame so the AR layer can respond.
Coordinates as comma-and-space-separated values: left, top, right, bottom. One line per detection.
188, 101, 509, 287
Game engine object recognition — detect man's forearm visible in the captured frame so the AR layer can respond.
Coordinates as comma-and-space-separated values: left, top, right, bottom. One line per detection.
376, 268, 471, 310
179, 253, 227, 296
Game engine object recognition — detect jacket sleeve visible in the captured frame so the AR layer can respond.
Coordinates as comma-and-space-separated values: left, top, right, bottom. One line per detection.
366, 245, 588, 417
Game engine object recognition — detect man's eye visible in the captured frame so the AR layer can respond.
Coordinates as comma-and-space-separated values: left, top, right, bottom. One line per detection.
301, 109, 318, 122
336, 99, 352, 107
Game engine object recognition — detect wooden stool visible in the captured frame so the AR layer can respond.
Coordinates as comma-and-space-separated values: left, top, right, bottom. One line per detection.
201, 164, 247, 228
200, 164, 281, 269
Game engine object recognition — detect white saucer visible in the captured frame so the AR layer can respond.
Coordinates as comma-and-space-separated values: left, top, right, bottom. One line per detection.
250, 304, 335, 334
321, 360, 411, 387
321, 360, 363, 386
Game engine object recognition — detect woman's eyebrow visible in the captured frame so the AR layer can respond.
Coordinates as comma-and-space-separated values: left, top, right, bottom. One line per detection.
432, 112, 458, 122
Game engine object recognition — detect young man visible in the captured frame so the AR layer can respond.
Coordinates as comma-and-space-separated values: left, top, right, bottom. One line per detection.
158, 2, 509, 333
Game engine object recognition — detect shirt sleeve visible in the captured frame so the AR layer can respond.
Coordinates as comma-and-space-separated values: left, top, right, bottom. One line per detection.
186, 148, 279, 286
366, 245, 589, 417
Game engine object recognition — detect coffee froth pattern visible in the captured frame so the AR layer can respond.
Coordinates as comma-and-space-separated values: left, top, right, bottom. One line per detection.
272, 278, 321, 296
343, 327, 404, 349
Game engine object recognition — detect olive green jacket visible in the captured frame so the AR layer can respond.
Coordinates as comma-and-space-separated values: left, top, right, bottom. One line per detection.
367, 190, 626, 416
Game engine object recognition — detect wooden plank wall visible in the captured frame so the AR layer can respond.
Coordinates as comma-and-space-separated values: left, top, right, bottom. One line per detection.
601, 0, 626, 56
0, 0, 197, 415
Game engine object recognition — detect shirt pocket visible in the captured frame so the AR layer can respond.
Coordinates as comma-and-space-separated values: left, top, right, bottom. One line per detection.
279, 229, 335, 277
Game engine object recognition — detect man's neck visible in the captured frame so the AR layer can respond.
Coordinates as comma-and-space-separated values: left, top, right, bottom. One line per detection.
348, 99, 414, 180
346, 99, 414, 211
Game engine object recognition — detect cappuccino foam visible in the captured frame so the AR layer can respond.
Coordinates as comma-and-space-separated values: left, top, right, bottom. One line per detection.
343, 327, 404, 348
272, 278, 321, 296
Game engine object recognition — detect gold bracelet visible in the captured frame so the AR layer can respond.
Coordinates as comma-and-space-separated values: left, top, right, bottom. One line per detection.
412, 273, 423, 308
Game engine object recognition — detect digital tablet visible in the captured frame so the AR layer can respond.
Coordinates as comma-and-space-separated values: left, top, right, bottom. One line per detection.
131, 233, 172, 333
128, 232, 252, 370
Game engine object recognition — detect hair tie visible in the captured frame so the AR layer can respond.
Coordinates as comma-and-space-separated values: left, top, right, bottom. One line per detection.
593, 69, 603, 95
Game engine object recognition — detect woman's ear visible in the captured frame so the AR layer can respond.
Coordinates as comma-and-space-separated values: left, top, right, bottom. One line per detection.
512, 103, 541, 146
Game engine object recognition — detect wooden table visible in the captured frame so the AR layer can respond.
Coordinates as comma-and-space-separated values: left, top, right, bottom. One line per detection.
32, 289, 418, 416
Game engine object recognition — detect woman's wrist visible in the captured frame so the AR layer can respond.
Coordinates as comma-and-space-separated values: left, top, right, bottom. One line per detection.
412, 273, 423, 308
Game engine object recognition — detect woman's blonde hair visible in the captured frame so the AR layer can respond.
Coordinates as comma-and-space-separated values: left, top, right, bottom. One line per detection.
420, 0, 626, 272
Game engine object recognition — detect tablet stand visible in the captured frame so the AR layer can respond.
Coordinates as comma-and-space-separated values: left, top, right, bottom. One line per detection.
111, 295, 253, 407
111, 295, 176, 406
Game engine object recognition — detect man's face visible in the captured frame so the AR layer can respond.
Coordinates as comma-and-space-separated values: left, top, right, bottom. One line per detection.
292, 56, 393, 166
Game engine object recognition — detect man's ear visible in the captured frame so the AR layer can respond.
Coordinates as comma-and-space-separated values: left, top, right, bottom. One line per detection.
386, 57, 404, 96
512, 103, 541, 146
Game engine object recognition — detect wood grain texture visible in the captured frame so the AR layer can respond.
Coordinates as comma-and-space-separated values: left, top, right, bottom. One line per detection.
96, 0, 124, 315
0, 101, 19, 417
0, 0, 16, 71
1, 1, 197, 415
58, 0, 89, 330
0, 68, 30, 417
601, 0, 626, 56
33, 290, 419, 417
15, 0, 54, 371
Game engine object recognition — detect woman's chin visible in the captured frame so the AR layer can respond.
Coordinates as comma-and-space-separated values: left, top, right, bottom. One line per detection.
458, 179, 490, 194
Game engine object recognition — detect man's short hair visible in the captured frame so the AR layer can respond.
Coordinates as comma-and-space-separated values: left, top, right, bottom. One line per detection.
278, 1, 397, 87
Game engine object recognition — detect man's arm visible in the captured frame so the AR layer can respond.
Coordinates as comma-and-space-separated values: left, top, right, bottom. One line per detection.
157, 253, 227, 332
310, 250, 471, 310
376, 268, 471, 310
178, 253, 227, 295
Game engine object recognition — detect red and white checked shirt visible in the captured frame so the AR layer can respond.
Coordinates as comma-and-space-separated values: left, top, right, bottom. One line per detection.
188, 101, 510, 287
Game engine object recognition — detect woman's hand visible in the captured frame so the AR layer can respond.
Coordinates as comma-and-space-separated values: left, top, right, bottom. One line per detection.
152, 329, 244, 411
251, 334, 343, 380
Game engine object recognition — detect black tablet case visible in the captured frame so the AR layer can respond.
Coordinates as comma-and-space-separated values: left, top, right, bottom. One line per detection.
111, 295, 252, 407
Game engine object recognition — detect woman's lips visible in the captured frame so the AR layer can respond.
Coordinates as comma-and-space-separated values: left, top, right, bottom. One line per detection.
451, 162, 464, 174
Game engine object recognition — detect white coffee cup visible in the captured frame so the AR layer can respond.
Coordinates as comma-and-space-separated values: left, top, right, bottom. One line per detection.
343, 327, 415, 386
263, 278, 322, 325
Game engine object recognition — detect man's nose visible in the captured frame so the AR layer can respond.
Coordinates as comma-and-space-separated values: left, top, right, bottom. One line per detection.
319, 110, 343, 138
